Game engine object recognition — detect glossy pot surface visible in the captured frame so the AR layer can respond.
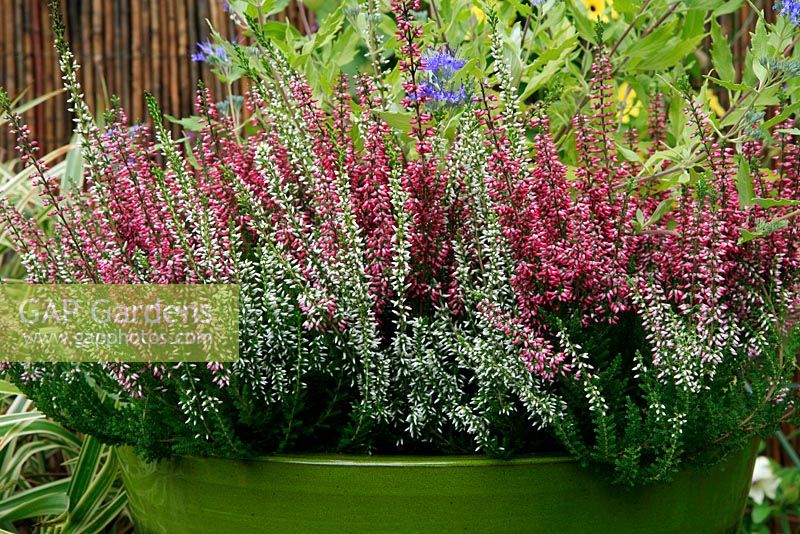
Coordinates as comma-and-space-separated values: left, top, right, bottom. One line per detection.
117, 444, 756, 534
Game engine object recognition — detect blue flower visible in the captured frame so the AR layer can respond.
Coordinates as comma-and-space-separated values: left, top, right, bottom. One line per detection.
423, 49, 467, 79
777, 0, 800, 25
415, 48, 470, 108
419, 83, 468, 106
191, 40, 229, 64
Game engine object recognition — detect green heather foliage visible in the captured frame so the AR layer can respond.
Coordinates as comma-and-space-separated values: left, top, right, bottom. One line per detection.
0, 0, 798, 488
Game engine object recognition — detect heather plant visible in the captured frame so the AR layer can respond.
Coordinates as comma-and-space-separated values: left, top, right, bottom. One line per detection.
0, 91, 80, 282
0, 0, 798, 487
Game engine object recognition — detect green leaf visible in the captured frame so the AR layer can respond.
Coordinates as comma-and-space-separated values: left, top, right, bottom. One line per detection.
0, 479, 69, 522
763, 103, 800, 130
378, 112, 412, 133
0, 89, 63, 127
625, 22, 705, 72
634, 208, 646, 230
706, 76, 749, 92
769, 17, 795, 51
304, 4, 345, 55
330, 27, 361, 67
613, 0, 641, 14
643, 35, 706, 71
228, 0, 290, 17
73, 491, 127, 534
754, 87, 780, 107
720, 105, 746, 128
668, 94, 687, 141
682, 9, 705, 41
683, 0, 718, 9
645, 197, 675, 227
62, 137, 84, 195
711, 20, 734, 83
262, 0, 291, 17
65, 435, 103, 506
624, 22, 677, 63
521, 28, 578, 100
569, 0, 596, 44
0, 442, 64, 488
684, 0, 737, 11
0, 418, 83, 449
0, 380, 22, 396
751, 503, 774, 524
750, 17, 770, 83
739, 219, 790, 244
738, 228, 762, 244
735, 156, 754, 208
0, 411, 46, 428
506, 0, 532, 17
257, 21, 302, 42
522, 60, 567, 101
713, 0, 744, 16
615, 143, 641, 163
164, 114, 204, 132
63, 442, 120, 529
753, 197, 800, 208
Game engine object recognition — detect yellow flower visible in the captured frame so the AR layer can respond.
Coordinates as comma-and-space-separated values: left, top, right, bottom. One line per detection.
617, 83, 642, 124
582, 0, 606, 21
707, 91, 726, 118
470, 6, 487, 23
583, 0, 619, 23
607, 0, 620, 20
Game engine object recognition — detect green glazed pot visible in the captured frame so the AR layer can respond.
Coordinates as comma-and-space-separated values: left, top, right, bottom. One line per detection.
117, 444, 756, 534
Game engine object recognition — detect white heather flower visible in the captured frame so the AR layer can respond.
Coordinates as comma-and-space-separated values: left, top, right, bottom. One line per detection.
750, 456, 780, 505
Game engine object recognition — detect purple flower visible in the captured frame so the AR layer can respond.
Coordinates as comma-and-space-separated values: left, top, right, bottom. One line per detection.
777, 0, 800, 25
191, 40, 229, 64
422, 49, 466, 79
103, 123, 145, 141
415, 48, 470, 108
419, 83, 468, 106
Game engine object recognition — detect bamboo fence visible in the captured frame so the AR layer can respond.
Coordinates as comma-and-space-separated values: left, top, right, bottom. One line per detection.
0, 1, 783, 155
0, 0, 313, 157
